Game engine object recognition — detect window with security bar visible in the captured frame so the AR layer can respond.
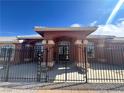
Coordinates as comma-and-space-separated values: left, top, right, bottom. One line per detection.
87, 42, 95, 58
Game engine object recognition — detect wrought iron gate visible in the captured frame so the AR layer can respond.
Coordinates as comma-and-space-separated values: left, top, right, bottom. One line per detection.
35, 44, 87, 83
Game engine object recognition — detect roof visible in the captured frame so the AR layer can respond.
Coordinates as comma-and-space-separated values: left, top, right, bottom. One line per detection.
110, 37, 124, 43
0, 37, 19, 43
113, 37, 124, 41
87, 35, 124, 43
35, 26, 97, 32
17, 35, 43, 40
87, 35, 115, 39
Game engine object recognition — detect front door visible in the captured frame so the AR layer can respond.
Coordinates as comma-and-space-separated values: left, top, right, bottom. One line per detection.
57, 41, 70, 63
58, 45, 70, 62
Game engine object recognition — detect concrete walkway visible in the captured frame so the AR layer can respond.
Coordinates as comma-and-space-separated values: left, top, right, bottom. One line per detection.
37, 90, 124, 93
0, 82, 123, 93
0, 88, 123, 93
1, 62, 124, 83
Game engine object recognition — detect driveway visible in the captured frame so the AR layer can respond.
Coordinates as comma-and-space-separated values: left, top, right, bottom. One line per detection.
0, 62, 124, 83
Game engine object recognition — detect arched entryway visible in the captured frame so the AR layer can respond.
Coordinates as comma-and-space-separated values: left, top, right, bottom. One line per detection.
45, 36, 87, 82
53, 36, 74, 64
57, 41, 71, 63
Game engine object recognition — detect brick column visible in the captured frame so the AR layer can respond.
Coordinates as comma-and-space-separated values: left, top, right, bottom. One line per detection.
47, 40, 55, 68
83, 40, 89, 68
14, 44, 22, 64
41, 40, 47, 67
74, 40, 85, 68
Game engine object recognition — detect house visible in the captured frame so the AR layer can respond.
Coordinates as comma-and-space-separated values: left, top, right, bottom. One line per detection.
0, 35, 43, 64
34, 26, 97, 68
87, 35, 124, 65
0, 37, 19, 63
0, 27, 123, 66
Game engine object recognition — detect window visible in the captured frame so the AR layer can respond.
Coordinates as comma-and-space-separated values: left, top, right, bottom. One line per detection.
0, 47, 6, 57
87, 42, 95, 58
25, 44, 31, 47
58, 41, 70, 45
58, 41, 70, 55
35, 42, 44, 57
0, 45, 15, 61
58, 46, 63, 54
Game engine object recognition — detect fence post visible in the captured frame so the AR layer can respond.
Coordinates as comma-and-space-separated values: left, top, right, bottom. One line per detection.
65, 58, 67, 82
5, 48, 12, 82
37, 50, 41, 82
84, 47, 88, 83
45, 48, 48, 82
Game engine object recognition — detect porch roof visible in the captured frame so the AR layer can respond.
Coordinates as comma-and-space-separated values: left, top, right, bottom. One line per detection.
35, 26, 97, 32
35, 26, 97, 40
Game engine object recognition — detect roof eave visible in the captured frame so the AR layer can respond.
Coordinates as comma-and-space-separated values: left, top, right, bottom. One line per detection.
35, 27, 97, 32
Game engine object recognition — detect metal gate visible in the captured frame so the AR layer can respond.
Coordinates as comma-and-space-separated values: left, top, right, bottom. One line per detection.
35, 43, 87, 83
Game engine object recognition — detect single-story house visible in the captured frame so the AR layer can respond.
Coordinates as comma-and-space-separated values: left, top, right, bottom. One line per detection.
0, 27, 123, 66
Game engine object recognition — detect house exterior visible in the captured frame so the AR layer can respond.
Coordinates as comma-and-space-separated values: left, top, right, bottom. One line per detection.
35, 27, 97, 68
0, 37, 20, 63
16, 35, 43, 63
0, 35, 43, 64
0, 27, 124, 66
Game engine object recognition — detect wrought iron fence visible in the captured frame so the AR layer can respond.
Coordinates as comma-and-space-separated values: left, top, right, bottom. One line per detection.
0, 46, 37, 82
87, 43, 124, 83
0, 44, 124, 83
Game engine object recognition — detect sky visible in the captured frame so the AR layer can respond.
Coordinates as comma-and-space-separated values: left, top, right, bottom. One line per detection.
0, 0, 124, 36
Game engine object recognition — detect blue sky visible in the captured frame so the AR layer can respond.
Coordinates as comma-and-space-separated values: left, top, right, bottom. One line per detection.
0, 0, 124, 36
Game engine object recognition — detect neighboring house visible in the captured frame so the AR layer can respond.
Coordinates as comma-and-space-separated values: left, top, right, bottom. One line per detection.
87, 35, 124, 65
17, 35, 43, 63
0, 35, 43, 64
0, 37, 20, 63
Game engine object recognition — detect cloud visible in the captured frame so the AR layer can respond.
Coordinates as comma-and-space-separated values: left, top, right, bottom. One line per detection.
70, 24, 81, 27
118, 18, 124, 21
90, 21, 97, 26
70, 21, 124, 37
91, 20, 124, 37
